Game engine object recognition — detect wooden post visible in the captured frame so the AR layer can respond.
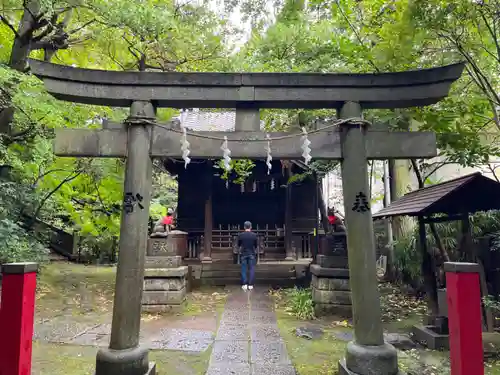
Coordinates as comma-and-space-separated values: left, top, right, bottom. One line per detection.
284, 167, 294, 260
314, 173, 320, 262
0, 262, 38, 375
95, 101, 155, 375
202, 161, 213, 262
444, 262, 484, 375
203, 190, 213, 262
338, 102, 399, 375
419, 216, 439, 317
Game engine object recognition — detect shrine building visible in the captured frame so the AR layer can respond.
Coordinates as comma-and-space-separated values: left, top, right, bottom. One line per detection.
162, 109, 320, 263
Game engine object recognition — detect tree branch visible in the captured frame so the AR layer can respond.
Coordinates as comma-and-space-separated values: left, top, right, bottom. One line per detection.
334, 0, 380, 72
0, 15, 20, 37
33, 171, 82, 219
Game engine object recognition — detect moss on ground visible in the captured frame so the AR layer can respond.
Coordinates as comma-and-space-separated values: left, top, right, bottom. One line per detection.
276, 311, 347, 375
37, 262, 228, 318
36, 262, 116, 319
32, 341, 211, 375
273, 286, 500, 375
29, 262, 229, 375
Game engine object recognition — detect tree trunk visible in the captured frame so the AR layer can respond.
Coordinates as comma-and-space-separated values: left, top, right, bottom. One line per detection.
389, 159, 415, 239
382, 160, 395, 281
1, 1, 40, 136
317, 182, 330, 233
9, 1, 41, 72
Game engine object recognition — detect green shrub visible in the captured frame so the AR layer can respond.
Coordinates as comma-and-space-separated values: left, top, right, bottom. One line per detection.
0, 218, 48, 264
483, 295, 500, 312
284, 287, 315, 320
393, 232, 422, 286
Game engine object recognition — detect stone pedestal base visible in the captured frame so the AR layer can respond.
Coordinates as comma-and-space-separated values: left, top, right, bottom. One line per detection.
142, 261, 188, 313
338, 341, 403, 375
339, 359, 404, 375
95, 345, 156, 375
411, 324, 449, 350
310, 262, 352, 317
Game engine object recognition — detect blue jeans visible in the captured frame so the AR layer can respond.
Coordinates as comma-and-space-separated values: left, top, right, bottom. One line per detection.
241, 255, 256, 286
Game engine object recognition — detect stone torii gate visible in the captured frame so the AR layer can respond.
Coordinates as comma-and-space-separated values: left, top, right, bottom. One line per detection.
29, 59, 464, 375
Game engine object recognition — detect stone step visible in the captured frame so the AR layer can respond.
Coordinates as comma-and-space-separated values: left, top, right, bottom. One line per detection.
210, 246, 286, 253
202, 268, 295, 278
200, 263, 298, 271
200, 277, 298, 287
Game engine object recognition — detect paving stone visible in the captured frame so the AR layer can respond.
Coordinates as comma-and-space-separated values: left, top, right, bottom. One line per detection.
295, 326, 324, 340
333, 330, 353, 342
87, 323, 111, 334
251, 364, 297, 375
250, 311, 277, 325
210, 340, 249, 365
249, 295, 272, 303
384, 332, 416, 350
223, 306, 250, 316
205, 365, 251, 375
216, 324, 249, 341
150, 328, 213, 352
33, 321, 91, 343
250, 325, 282, 342
69, 332, 109, 347
225, 300, 250, 309
226, 294, 249, 303
221, 310, 250, 323
251, 301, 274, 311
250, 341, 291, 365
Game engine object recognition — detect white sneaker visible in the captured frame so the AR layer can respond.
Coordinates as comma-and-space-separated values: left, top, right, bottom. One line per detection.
242, 285, 248, 290
248, 285, 254, 290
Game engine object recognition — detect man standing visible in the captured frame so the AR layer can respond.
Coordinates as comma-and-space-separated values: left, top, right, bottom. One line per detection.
238, 221, 258, 291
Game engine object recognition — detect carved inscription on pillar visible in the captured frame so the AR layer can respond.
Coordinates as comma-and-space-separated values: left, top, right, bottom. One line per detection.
351, 191, 370, 213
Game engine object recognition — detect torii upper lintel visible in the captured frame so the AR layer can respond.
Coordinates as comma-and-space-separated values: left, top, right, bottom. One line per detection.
28, 59, 465, 110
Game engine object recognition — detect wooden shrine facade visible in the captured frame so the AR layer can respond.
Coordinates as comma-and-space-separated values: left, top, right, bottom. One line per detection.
165, 158, 318, 261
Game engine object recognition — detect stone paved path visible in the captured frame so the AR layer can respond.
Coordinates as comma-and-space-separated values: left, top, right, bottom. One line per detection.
206, 287, 296, 375
33, 312, 218, 353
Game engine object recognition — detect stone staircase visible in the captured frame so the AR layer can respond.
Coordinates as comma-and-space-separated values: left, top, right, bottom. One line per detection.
190, 261, 310, 288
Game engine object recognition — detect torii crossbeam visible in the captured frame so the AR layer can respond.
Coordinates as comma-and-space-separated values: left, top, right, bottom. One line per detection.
29, 59, 464, 375
53, 123, 437, 160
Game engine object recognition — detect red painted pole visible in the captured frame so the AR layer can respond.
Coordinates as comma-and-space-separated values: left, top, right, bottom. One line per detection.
0, 263, 39, 375
444, 262, 484, 375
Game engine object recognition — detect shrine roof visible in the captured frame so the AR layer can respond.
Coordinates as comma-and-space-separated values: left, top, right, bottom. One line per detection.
372, 172, 500, 218
174, 109, 265, 131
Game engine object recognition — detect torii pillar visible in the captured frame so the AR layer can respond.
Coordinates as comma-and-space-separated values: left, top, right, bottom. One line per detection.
95, 101, 155, 375
338, 102, 399, 374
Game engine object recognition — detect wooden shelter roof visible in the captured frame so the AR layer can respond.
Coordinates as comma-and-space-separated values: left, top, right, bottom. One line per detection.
372, 172, 500, 219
